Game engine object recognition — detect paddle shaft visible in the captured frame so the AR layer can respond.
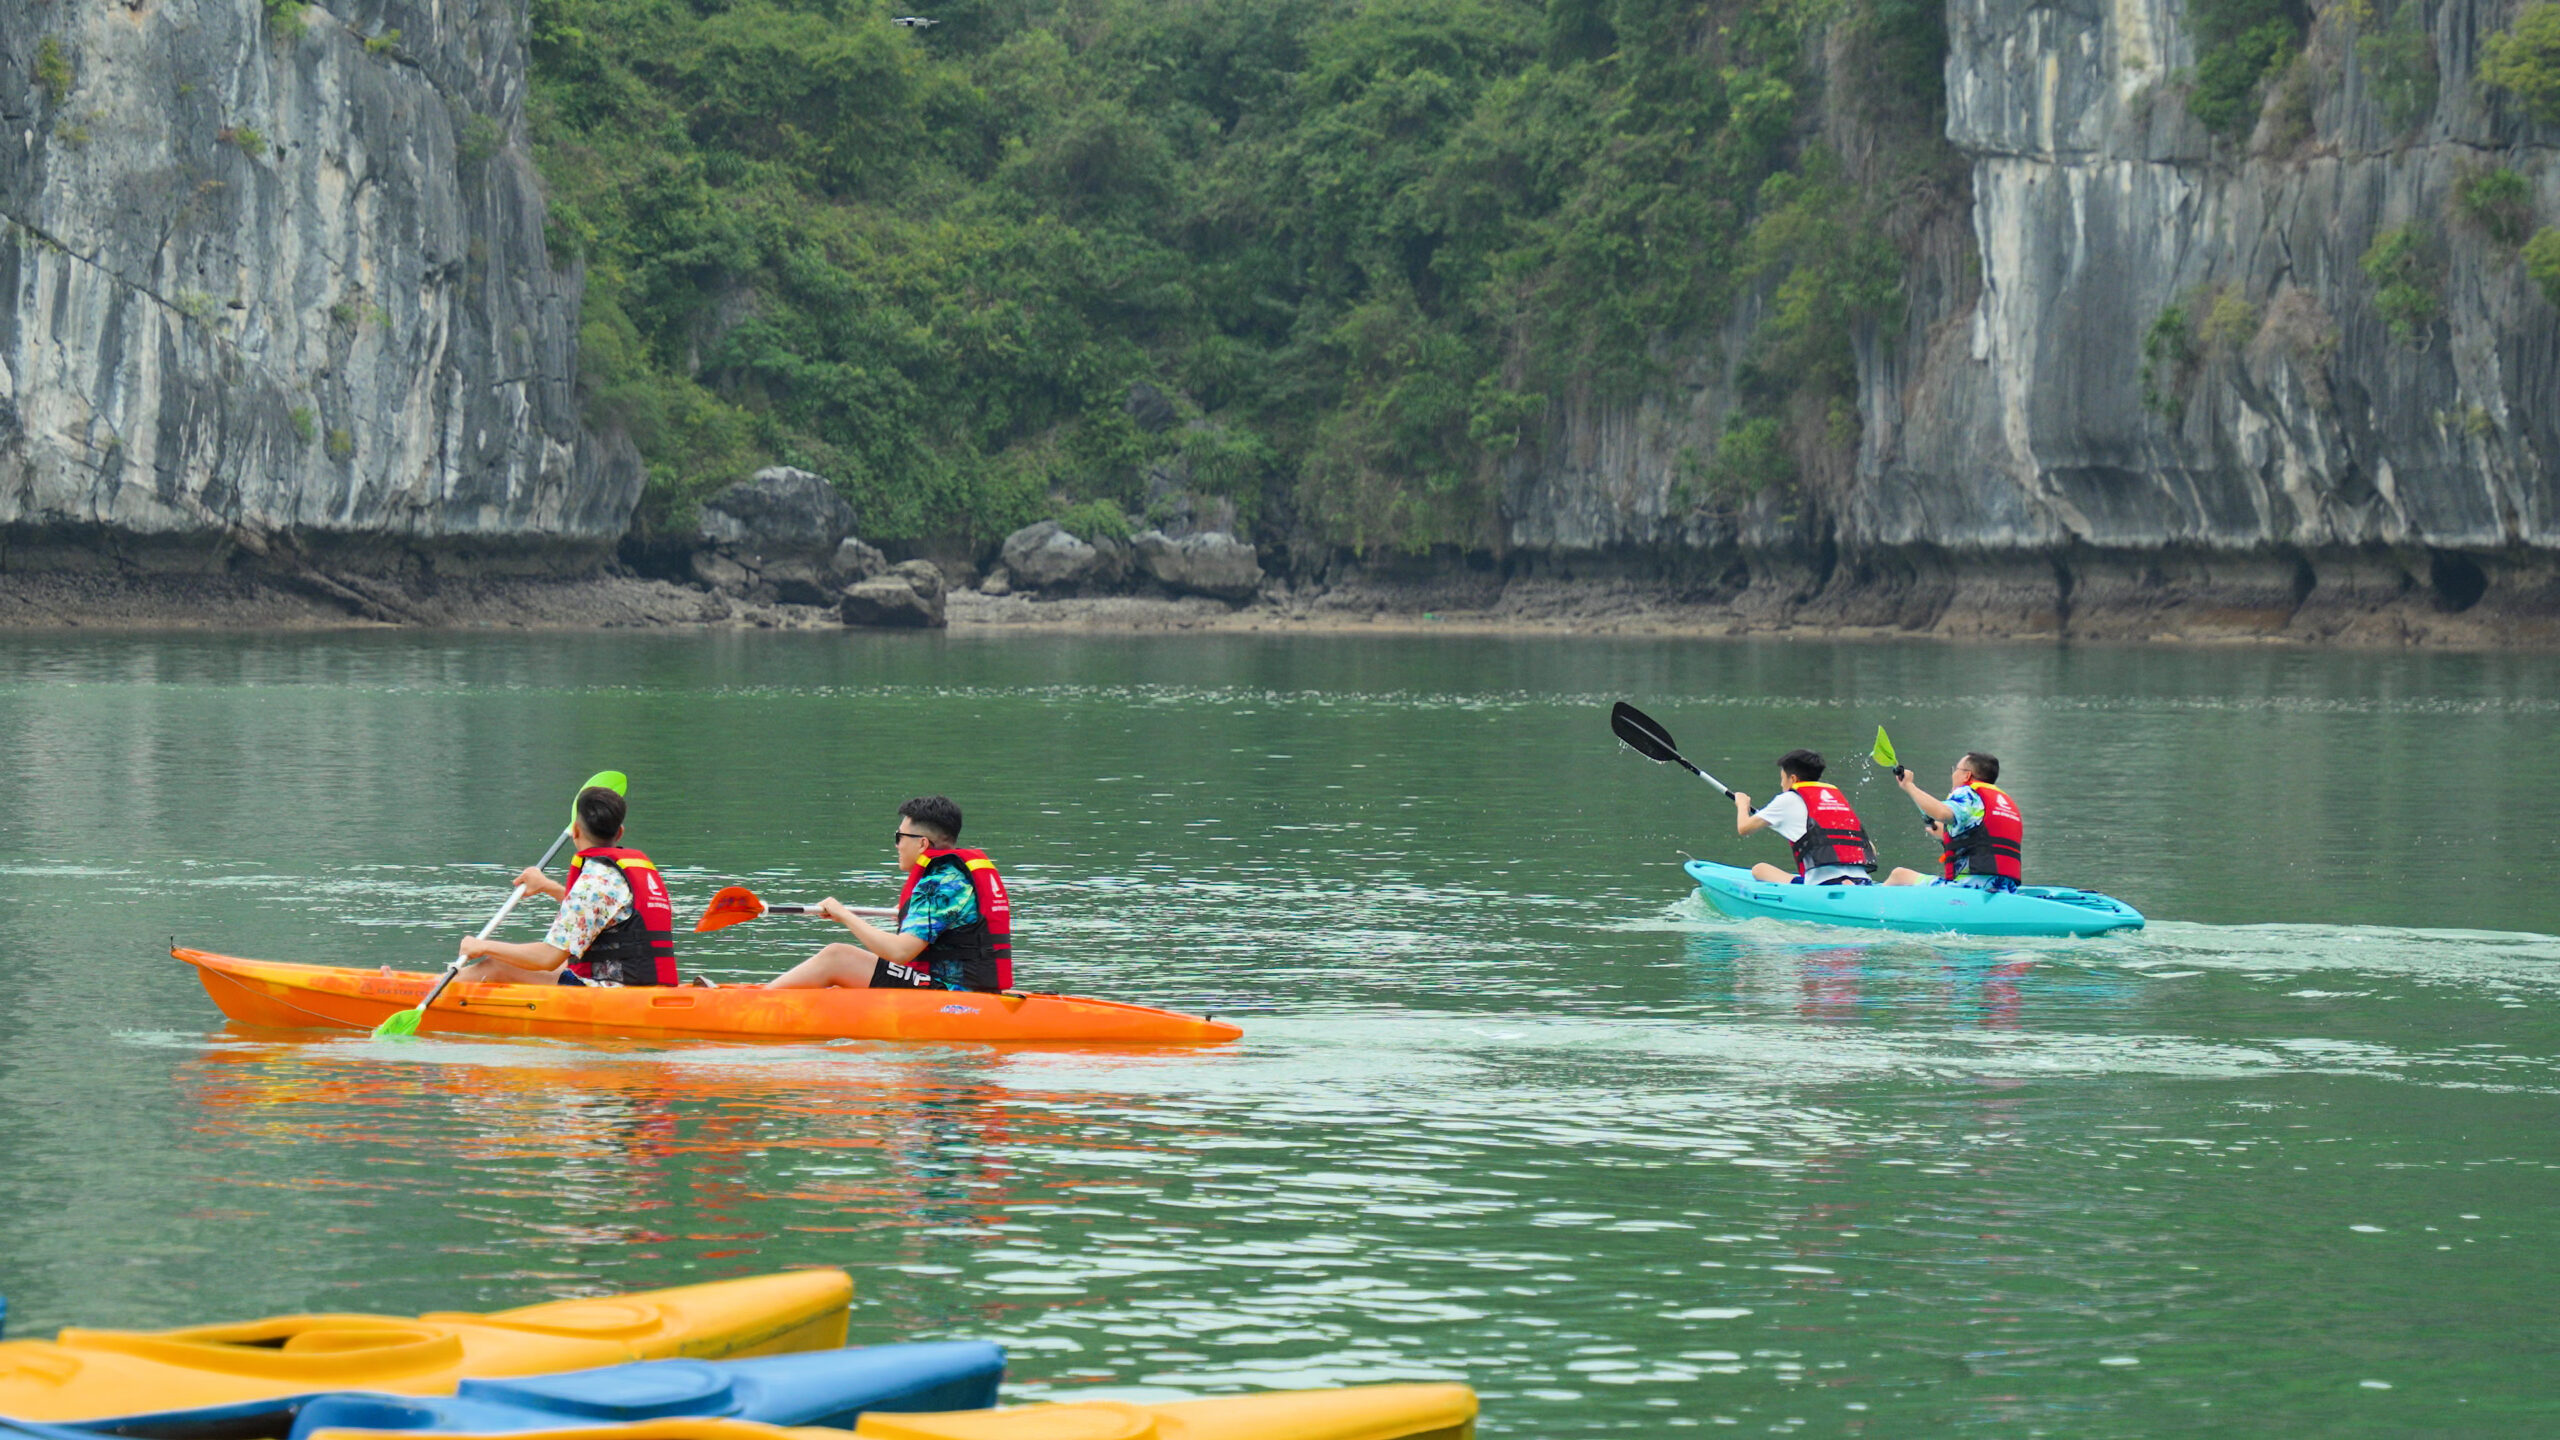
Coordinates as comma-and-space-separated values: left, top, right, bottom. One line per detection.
766, 903, 896, 919
1684, 760, 1736, 798
409, 824, 582, 1018
1611, 701, 1737, 797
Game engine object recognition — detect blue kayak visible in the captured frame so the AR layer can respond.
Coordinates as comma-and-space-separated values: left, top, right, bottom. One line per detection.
41, 1343, 1003, 1438
1685, 861, 2144, 937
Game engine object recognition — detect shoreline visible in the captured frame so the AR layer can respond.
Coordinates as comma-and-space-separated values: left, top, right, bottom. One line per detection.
0, 568, 2551, 649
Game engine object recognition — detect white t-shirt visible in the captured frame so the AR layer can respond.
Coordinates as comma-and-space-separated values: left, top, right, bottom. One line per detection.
1753, 789, 1873, 884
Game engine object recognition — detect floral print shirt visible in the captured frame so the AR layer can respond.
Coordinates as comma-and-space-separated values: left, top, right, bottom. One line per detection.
543, 862, 634, 958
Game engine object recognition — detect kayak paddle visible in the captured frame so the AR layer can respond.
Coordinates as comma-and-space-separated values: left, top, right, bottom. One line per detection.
1609, 701, 1735, 797
695, 884, 892, 933
1871, 725, 1906, 779
373, 769, 628, 1040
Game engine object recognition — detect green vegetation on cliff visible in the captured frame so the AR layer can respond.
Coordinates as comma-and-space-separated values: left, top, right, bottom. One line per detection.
2185, 0, 2304, 134
2526, 227, 2560, 308
2482, 1, 2560, 122
2361, 224, 2442, 347
526, 0, 1946, 553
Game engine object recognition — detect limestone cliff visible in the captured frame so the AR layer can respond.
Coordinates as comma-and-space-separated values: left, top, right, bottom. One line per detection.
1496, 0, 2560, 641
0, 0, 634, 574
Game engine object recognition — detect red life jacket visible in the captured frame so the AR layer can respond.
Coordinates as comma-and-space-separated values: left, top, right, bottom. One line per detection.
896, 848, 1013, 992
1786, 782, 1874, 874
563, 847, 679, 986
1940, 783, 2025, 881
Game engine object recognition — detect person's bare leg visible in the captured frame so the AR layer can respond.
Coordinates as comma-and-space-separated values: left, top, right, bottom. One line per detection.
764, 943, 881, 990
1750, 862, 1794, 882
1883, 867, 1930, 886
454, 957, 563, 985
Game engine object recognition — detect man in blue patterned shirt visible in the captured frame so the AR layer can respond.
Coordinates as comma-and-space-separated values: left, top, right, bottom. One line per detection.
763, 795, 1007, 991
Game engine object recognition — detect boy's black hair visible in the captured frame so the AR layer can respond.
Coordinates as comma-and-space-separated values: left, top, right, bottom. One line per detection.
1961, 752, 2001, 784
899, 795, 964, 843
1777, 749, 1826, 782
576, 786, 627, 844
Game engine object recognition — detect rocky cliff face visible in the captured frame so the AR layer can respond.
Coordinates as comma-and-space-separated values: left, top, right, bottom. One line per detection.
0, 0, 634, 574
1496, 0, 2560, 641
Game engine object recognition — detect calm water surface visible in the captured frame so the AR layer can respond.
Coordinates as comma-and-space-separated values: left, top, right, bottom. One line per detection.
0, 632, 2555, 1435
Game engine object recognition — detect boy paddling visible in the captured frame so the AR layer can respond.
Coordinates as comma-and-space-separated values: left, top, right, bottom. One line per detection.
762, 795, 1013, 992
453, 786, 680, 986
1883, 752, 2024, 891
1732, 749, 1878, 885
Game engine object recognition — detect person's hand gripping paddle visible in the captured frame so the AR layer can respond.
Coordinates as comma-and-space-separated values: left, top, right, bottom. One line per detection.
1609, 701, 1736, 797
373, 770, 628, 1040
694, 886, 891, 933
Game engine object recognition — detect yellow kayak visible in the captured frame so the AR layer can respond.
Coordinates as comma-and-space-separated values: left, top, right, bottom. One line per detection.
310, 1385, 1477, 1440
0, 1270, 851, 1422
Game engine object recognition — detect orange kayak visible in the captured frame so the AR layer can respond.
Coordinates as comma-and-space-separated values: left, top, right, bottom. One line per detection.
0, 1269, 852, 1421
178, 950, 1243, 1045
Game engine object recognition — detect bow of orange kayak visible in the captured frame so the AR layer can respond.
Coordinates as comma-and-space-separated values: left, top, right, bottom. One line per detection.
176, 950, 1243, 1045
0, 1271, 851, 1422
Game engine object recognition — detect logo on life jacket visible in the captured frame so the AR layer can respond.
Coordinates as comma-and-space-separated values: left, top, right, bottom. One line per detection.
1940, 783, 2025, 881
897, 848, 1013, 992
1786, 782, 1874, 874
564, 847, 679, 986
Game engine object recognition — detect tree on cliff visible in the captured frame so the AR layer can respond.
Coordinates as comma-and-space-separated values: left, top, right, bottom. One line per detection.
527, 0, 1947, 557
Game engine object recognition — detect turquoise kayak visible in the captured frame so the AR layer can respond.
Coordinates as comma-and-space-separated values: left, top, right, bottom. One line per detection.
1685, 861, 2145, 937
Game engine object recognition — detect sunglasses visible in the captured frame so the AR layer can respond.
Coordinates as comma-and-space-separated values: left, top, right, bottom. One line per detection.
892, 830, 935, 844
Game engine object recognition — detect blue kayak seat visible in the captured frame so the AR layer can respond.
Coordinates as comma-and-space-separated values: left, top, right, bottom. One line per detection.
286, 1344, 1005, 1438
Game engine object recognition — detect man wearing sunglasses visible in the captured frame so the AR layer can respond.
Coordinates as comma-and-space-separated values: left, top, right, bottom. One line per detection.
762, 795, 1013, 992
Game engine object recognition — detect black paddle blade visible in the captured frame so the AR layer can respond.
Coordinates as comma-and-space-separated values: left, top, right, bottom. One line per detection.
1610, 701, 1685, 765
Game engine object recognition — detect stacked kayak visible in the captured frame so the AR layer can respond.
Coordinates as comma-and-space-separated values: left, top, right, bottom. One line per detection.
176, 951, 1242, 1046
282, 1346, 1004, 1439
0, 1271, 852, 1423
17, 1343, 1007, 1440
301, 1385, 1479, 1440
1684, 860, 2145, 937
0, 1369, 1473, 1440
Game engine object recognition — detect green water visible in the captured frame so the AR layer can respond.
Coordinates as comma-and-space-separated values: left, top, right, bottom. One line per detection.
1, 632, 2556, 1435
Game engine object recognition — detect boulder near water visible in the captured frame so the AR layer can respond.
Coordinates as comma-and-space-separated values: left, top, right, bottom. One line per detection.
999, 522, 1107, 592
694, 468, 861, 605
1133, 530, 1262, 601
839, 560, 947, 629
828, 537, 889, 588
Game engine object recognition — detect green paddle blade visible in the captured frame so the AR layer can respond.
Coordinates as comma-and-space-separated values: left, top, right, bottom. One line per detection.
572, 769, 628, 825
1870, 727, 1897, 769
371, 1008, 423, 1039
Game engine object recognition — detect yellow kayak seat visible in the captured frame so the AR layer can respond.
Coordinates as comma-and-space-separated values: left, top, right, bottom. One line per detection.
0, 1269, 851, 1422
309, 1385, 1477, 1440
